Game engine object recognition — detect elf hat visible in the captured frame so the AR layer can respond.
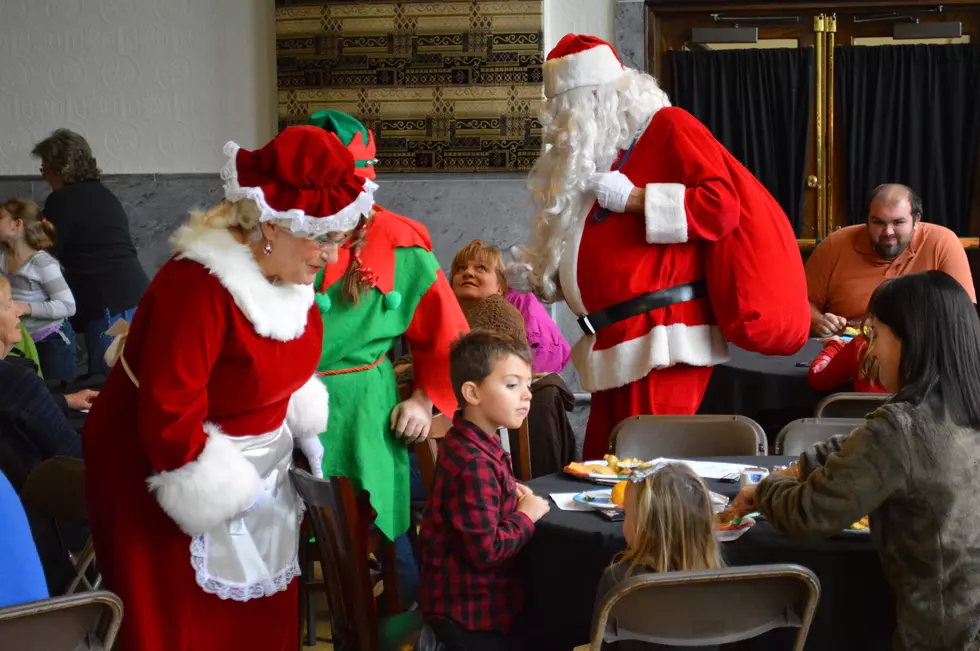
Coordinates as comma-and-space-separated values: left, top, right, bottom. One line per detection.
308, 110, 378, 180
543, 34, 626, 99
221, 125, 378, 236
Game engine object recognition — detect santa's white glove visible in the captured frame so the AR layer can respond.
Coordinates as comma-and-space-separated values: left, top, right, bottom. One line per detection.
297, 436, 324, 479
587, 171, 635, 214
505, 246, 534, 294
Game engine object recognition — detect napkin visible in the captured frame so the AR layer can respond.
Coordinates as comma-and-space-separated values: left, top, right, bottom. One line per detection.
550, 492, 593, 512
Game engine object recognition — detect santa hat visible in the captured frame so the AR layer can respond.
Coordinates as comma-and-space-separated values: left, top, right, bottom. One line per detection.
220, 125, 377, 236
543, 34, 626, 99
308, 110, 378, 180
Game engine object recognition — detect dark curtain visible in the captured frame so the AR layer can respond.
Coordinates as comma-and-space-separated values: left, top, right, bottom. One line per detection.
836, 44, 980, 234
670, 48, 814, 236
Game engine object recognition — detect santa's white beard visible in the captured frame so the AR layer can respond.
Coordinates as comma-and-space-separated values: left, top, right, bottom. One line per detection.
525, 70, 670, 301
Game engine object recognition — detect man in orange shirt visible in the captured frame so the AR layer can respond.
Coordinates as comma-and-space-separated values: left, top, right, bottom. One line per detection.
807, 183, 976, 336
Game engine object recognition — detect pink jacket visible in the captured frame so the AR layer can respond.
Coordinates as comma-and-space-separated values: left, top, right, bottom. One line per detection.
506, 290, 571, 374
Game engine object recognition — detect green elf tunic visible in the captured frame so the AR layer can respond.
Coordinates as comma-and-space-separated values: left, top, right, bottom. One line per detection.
315, 207, 468, 541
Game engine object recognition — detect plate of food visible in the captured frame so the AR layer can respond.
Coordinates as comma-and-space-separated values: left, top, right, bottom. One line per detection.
564, 455, 651, 484
714, 510, 756, 542
572, 489, 621, 510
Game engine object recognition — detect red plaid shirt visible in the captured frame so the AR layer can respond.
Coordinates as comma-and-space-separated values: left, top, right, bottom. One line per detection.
419, 414, 535, 632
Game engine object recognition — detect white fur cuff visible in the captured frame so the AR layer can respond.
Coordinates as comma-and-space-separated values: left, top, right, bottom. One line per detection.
146, 426, 264, 537
286, 375, 329, 440
644, 183, 688, 244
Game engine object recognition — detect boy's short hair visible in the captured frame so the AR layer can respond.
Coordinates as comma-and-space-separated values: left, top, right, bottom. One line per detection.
450, 330, 533, 405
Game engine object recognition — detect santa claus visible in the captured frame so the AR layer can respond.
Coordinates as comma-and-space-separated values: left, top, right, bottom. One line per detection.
510, 34, 810, 459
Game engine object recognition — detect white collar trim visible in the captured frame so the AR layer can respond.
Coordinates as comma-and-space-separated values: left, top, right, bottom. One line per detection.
170, 222, 314, 342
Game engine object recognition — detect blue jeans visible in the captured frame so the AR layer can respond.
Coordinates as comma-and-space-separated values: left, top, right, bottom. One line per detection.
393, 453, 425, 609
83, 307, 136, 376
34, 321, 77, 384
409, 452, 426, 502
394, 533, 419, 609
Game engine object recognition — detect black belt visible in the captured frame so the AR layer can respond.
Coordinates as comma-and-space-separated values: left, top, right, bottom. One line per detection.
577, 280, 708, 336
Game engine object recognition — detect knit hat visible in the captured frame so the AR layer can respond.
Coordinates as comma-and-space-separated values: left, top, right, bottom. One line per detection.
465, 295, 528, 345
220, 125, 377, 236
308, 110, 378, 180
543, 34, 626, 99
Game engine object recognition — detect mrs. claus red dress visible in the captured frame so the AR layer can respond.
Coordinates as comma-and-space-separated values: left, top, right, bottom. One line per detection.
83, 218, 328, 651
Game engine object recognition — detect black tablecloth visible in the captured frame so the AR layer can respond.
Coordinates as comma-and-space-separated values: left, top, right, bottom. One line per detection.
699, 341, 836, 432
523, 457, 895, 651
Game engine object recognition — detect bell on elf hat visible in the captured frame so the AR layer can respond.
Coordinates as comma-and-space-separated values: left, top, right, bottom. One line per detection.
308, 110, 378, 180
220, 125, 378, 236
543, 33, 627, 99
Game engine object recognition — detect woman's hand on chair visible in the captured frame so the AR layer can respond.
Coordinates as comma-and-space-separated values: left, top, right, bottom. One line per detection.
390, 388, 433, 444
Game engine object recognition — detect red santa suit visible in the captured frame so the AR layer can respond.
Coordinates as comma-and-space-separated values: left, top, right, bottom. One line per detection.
538, 35, 809, 459
83, 126, 374, 651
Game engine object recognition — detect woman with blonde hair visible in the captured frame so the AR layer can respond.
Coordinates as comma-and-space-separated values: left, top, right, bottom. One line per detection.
452, 239, 570, 374
83, 126, 368, 651
0, 198, 78, 384
32, 128, 149, 377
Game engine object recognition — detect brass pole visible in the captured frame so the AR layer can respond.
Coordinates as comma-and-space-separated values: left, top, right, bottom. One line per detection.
826, 15, 837, 232
814, 14, 826, 240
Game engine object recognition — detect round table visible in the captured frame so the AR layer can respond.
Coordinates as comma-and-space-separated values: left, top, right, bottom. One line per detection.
698, 341, 838, 432
522, 457, 895, 651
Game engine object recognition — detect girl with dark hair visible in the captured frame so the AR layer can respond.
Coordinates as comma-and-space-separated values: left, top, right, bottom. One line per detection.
732, 270, 980, 650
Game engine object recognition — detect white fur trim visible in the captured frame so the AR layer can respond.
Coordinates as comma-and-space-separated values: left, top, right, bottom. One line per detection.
220, 141, 378, 236
557, 197, 590, 316
147, 424, 264, 537
171, 223, 314, 342
644, 183, 688, 244
544, 44, 626, 98
287, 375, 328, 440
572, 324, 730, 393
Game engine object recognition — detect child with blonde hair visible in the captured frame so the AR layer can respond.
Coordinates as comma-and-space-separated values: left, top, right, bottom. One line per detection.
591, 463, 721, 649
0, 198, 77, 384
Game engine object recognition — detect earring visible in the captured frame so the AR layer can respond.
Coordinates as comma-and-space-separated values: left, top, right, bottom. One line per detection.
263, 240, 273, 256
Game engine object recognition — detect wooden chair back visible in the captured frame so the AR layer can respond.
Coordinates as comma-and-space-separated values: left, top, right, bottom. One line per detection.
414, 414, 452, 497
507, 420, 532, 482
290, 468, 397, 651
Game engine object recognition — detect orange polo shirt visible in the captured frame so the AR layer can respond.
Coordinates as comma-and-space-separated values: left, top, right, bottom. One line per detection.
806, 223, 976, 319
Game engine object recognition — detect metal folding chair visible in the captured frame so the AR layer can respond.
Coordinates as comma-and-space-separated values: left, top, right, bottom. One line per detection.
612, 414, 767, 460
775, 418, 864, 455
0, 590, 123, 651
814, 392, 891, 419
590, 564, 820, 651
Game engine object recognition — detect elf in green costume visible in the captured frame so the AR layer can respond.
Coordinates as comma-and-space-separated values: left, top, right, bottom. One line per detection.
309, 111, 469, 603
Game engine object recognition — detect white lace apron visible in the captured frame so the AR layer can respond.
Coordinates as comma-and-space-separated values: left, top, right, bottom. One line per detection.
119, 355, 303, 602
190, 425, 303, 601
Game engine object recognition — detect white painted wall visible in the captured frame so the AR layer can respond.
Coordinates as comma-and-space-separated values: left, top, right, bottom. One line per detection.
0, 0, 277, 175
544, 0, 616, 53
0, 0, 614, 176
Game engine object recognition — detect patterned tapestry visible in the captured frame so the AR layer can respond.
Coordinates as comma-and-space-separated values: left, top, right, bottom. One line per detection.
275, 1, 545, 173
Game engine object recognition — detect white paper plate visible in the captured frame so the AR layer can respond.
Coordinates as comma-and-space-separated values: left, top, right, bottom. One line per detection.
716, 517, 755, 543
572, 489, 621, 510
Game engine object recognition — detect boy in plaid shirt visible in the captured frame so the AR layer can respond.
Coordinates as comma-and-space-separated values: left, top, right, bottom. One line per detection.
419, 331, 551, 651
